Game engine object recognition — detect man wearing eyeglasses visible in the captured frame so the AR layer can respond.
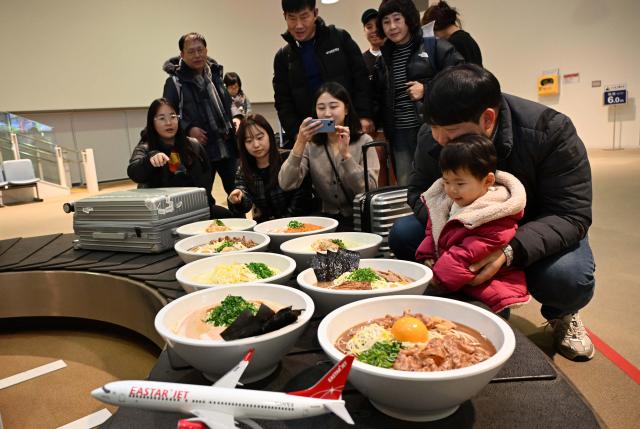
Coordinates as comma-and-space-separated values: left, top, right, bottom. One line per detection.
163, 32, 237, 194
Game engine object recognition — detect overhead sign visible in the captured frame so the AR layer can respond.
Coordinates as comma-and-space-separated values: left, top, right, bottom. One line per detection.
604, 83, 627, 105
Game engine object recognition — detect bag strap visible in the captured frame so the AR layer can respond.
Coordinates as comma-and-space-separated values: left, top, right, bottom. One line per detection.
323, 144, 351, 200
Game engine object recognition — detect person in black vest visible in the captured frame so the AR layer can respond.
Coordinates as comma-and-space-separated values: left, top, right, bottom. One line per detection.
372, 0, 464, 185
273, 0, 374, 146
389, 64, 596, 361
422, 1, 483, 66
162, 32, 237, 195
127, 98, 232, 219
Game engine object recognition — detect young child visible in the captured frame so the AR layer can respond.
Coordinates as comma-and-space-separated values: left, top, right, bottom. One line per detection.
223, 72, 252, 118
415, 134, 530, 313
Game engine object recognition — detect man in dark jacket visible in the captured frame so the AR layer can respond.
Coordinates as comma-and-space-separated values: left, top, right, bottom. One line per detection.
163, 32, 237, 194
273, 0, 374, 146
389, 64, 596, 361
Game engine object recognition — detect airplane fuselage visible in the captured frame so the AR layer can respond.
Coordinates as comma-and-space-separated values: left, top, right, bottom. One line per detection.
95, 380, 341, 421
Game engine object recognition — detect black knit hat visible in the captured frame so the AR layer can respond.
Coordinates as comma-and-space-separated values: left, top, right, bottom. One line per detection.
361, 8, 378, 25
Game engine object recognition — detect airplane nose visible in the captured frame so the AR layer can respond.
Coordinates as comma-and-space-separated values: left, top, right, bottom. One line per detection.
91, 387, 104, 399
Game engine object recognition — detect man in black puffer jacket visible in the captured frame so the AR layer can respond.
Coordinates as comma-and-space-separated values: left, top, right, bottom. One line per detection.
163, 32, 237, 195
390, 64, 596, 361
273, 0, 373, 146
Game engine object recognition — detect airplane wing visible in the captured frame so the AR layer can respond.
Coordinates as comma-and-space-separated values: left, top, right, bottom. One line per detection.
189, 409, 237, 429
212, 349, 254, 389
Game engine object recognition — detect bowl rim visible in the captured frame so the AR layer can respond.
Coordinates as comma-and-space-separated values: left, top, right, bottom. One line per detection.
174, 231, 271, 257
176, 218, 258, 235
317, 294, 515, 380
176, 252, 297, 288
280, 231, 383, 255
296, 258, 433, 296
253, 216, 339, 238
155, 283, 315, 347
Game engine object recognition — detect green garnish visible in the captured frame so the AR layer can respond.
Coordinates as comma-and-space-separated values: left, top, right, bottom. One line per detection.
213, 219, 225, 226
205, 295, 257, 326
288, 220, 304, 229
214, 240, 236, 252
245, 262, 275, 279
330, 239, 346, 249
347, 268, 381, 282
358, 341, 403, 368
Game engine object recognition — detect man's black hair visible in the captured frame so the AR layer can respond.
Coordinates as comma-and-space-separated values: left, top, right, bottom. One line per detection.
282, 0, 316, 13
424, 64, 502, 126
178, 32, 207, 52
376, 0, 421, 40
439, 134, 497, 180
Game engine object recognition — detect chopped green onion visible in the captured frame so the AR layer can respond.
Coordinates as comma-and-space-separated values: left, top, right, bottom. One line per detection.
204, 295, 257, 326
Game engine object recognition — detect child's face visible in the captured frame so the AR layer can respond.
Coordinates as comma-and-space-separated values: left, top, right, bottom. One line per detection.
227, 83, 240, 97
442, 169, 495, 207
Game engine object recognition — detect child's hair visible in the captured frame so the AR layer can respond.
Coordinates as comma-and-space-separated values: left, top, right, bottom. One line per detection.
439, 134, 497, 179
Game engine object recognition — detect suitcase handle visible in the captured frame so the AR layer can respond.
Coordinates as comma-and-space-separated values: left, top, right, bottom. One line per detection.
92, 232, 127, 240
362, 141, 391, 193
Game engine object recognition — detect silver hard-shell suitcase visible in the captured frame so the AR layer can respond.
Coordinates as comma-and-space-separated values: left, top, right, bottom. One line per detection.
68, 187, 209, 253
353, 142, 413, 257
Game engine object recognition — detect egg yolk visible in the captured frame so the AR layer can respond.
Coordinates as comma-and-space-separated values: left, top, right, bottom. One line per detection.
391, 316, 429, 343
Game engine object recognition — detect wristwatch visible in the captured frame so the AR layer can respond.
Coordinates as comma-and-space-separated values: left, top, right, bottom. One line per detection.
503, 245, 514, 267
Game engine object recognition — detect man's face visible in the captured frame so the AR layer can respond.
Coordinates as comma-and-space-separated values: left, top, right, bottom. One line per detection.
430, 109, 497, 146
284, 7, 318, 42
180, 38, 207, 72
364, 18, 383, 48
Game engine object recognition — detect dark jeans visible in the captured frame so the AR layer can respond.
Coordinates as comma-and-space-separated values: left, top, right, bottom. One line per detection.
389, 126, 420, 186
389, 215, 596, 320
211, 158, 237, 195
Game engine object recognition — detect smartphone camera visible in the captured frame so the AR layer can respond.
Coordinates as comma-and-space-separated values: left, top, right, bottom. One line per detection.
316, 119, 336, 133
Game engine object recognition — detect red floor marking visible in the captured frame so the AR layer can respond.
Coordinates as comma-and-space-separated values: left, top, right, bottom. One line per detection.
586, 327, 640, 385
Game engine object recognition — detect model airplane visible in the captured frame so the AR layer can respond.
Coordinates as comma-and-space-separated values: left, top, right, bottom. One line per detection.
92, 349, 355, 429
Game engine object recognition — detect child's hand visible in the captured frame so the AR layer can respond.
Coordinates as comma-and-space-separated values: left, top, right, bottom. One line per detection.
228, 189, 243, 204
423, 259, 435, 269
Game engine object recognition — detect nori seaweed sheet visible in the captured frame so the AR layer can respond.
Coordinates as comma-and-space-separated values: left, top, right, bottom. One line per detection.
312, 248, 360, 281
220, 305, 301, 341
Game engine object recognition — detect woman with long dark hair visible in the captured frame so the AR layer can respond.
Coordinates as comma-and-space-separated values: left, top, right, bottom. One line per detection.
127, 98, 231, 218
227, 114, 311, 222
278, 81, 380, 227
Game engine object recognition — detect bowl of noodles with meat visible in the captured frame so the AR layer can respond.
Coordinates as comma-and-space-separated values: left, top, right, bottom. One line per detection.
317, 295, 516, 422
297, 257, 431, 315
176, 252, 296, 293
253, 216, 339, 251
175, 231, 271, 263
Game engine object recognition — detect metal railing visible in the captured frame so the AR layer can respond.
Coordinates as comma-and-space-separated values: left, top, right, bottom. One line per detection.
0, 112, 97, 190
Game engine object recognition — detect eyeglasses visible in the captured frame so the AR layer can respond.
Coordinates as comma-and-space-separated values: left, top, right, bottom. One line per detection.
154, 114, 179, 123
184, 47, 205, 56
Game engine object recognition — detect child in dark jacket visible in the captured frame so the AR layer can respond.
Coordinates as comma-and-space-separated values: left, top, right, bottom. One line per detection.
415, 134, 529, 312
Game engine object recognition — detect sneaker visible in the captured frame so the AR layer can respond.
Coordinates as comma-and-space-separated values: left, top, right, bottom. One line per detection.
549, 312, 595, 361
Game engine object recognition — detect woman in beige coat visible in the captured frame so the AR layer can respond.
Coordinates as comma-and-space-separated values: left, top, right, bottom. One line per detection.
278, 82, 380, 229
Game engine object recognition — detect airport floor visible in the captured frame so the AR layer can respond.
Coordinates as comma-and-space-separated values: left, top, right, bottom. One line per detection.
0, 149, 639, 428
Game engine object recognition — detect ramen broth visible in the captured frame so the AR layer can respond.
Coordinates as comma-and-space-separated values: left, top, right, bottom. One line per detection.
176, 299, 285, 340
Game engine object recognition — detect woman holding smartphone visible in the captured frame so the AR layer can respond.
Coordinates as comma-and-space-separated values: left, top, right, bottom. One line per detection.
227, 114, 312, 222
278, 82, 380, 228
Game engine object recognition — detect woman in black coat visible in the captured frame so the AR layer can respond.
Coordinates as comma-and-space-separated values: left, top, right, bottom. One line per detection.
127, 98, 232, 218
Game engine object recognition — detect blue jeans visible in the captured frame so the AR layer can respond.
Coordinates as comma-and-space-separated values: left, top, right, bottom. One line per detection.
389, 216, 596, 319
390, 126, 420, 186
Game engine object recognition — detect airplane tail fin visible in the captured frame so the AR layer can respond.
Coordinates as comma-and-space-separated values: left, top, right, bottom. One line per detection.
287, 355, 354, 400
324, 402, 354, 425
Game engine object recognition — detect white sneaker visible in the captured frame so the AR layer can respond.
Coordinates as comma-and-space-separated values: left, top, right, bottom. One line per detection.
549, 312, 595, 361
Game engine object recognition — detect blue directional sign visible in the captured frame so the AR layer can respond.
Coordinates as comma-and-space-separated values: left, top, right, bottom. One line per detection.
604, 84, 627, 105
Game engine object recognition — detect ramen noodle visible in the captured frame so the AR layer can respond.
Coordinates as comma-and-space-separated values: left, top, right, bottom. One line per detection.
206, 219, 231, 232
273, 220, 323, 233
316, 268, 414, 290
189, 236, 257, 254
335, 311, 495, 371
191, 262, 279, 284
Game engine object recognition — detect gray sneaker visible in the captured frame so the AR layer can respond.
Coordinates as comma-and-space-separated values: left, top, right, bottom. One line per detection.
549, 312, 595, 361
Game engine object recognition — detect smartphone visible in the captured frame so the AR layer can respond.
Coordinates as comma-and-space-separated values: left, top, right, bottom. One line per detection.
315, 118, 336, 133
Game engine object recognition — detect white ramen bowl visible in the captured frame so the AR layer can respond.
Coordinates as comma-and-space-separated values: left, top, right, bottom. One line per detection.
317, 295, 515, 422
176, 252, 296, 293
155, 283, 314, 383
253, 216, 339, 251
175, 231, 271, 264
280, 232, 383, 270
176, 218, 257, 238
296, 258, 431, 315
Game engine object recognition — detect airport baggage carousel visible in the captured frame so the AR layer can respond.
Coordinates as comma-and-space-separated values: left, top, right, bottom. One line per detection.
0, 234, 602, 428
